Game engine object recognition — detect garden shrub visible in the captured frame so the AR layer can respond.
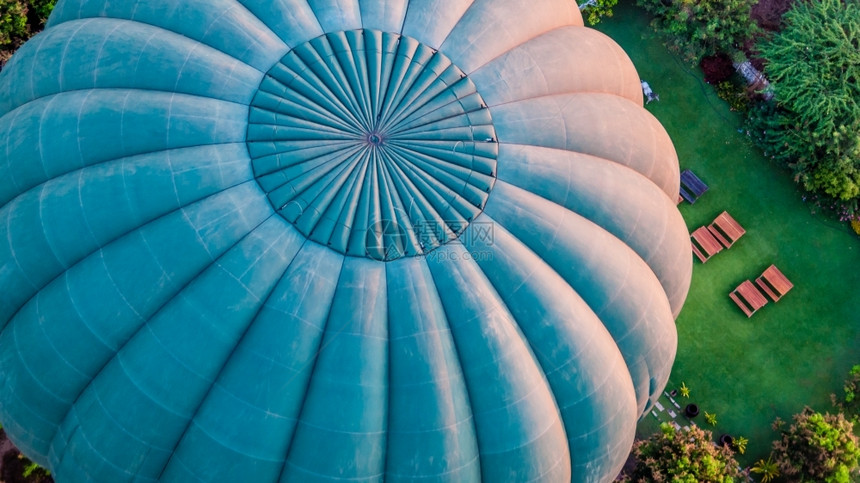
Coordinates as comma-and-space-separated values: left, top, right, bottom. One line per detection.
636, 0, 760, 64
28, 0, 52, 25
0, 1, 28, 49
832, 365, 860, 421
620, 423, 743, 482
715, 79, 751, 112
772, 407, 860, 483
0, 0, 54, 63
700, 53, 735, 84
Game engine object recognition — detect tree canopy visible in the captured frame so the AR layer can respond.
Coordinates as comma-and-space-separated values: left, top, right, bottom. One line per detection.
772, 407, 860, 483
636, 0, 759, 63
620, 423, 743, 483
0, 0, 54, 61
0, 1, 28, 50
832, 365, 860, 425
748, 0, 860, 213
578, 0, 618, 25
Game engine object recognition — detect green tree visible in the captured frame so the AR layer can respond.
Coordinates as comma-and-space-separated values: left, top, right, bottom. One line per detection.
29, 0, 55, 26
620, 423, 744, 482
832, 365, 860, 423
747, 0, 860, 214
772, 407, 860, 482
636, 0, 759, 63
577, 0, 618, 25
0, 0, 55, 62
0, 1, 28, 49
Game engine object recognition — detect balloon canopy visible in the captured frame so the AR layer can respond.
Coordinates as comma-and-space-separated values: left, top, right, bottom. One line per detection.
0, 0, 691, 481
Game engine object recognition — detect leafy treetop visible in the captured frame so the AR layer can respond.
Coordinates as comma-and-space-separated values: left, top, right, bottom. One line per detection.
772, 407, 860, 483
748, 0, 860, 212
0, 0, 55, 61
832, 365, 860, 424
578, 0, 619, 26
636, 0, 760, 63
620, 423, 743, 483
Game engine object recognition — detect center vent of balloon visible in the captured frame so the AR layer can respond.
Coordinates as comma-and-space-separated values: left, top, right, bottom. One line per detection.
247, 30, 498, 261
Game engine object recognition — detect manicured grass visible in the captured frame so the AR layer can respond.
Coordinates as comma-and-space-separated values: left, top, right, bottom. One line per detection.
597, 0, 860, 468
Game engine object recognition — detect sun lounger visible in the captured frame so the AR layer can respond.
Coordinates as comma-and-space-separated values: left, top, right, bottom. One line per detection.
680, 169, 708, 203
755, 264, 793, 302
690, 226, 723, 263
708, 211, 745, 248
729, 280, 768, 317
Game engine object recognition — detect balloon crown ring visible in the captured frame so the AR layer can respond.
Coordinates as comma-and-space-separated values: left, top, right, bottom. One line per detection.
247, 29, 498, 261
366, 132, 385, 146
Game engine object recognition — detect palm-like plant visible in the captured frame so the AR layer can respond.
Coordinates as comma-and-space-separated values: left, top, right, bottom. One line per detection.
705, 411, 718, 426
734, 435, 748, 454
751, 454, 779, 482
679, 382, 690, 398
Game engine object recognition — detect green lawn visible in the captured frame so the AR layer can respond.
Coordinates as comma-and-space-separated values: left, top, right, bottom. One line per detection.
596, 0, 860, 468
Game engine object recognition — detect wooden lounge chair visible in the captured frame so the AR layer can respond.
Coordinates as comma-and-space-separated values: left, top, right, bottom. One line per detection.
691, 241, 708, 263
730, 280, 768, 317
755, 264, 793, 302
729, 291, 755, 317
708, 211, 746, 248
690, 226, 723, 263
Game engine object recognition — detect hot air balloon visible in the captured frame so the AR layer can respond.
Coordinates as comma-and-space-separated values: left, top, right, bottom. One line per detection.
0, 0, 691, 481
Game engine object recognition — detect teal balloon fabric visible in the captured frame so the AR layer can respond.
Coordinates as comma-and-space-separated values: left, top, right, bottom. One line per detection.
0, 1, 692, 482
